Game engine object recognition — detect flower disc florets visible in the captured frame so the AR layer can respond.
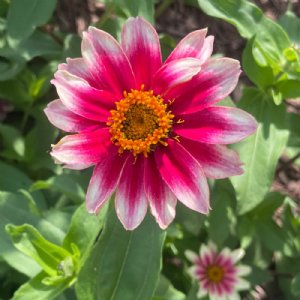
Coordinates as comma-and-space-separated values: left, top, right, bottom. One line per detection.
107, 86, 174, 157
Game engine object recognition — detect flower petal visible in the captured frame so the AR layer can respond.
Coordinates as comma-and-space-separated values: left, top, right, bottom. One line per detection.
236, 265, 251, 276
185, 250, 198, 263
58, 58, 97, 87
51, 128, 112, 169
115, 156, 148, 230
144, 156, 176, 229
174, 106, 257, 144
44, 99, 100, 132
229, 292, 241, 300
236, 278, 250, 291
152, 58, 201, 95
165, 29, 213, 65
52, 70, 116, 122
166, 58, 241, 115
230, 249, 245, 263
197, 288, 208, 299
86, 151, 129, 213
82, 26, 136, 97
121, 17, 162, 89
180, 137, 243, 178
155, 139, 210, 214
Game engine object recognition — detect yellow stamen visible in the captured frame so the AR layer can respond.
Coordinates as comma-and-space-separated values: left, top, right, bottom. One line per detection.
206, 265, 224, 283
107, 87, 175, 157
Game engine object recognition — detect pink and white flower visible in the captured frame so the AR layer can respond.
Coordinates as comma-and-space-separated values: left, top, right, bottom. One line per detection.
45, 17, 257, 230
186, 242, 251, 300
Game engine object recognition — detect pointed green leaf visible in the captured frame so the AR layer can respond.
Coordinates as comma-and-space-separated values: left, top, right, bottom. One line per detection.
75, 205, 165, 300
12, 271, 70, 300
5, 224, 72, 277
63, 203, 108, 263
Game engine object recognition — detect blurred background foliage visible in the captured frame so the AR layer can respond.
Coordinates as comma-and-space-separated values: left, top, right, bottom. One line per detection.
0, 0, 300, 299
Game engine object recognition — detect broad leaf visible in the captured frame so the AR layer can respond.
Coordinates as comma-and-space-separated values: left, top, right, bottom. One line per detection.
197, 0, 290, 69
63, 203, 108, 263
242, 38, 274, 89
208, 180, 235, 246
231, 88, 289, 214
7, 0, 57, 45
75, 204, 165, 300
153, 275, 185, 300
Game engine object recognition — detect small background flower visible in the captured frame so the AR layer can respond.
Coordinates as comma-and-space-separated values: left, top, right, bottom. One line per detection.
185, 242, 251, 300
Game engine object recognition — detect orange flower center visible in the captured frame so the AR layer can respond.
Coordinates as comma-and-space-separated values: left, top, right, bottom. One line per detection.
206, 265, 224, 283
107, 86, 174, 157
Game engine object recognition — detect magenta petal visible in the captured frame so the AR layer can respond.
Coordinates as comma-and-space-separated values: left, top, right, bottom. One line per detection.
180, 138, 243, 179
174, 106, 257, 144
82, 27, 136, 98
44, 99, 100, 133
121, 17, 162, 89
152, 58, 201, 95
144, 156, 177, 229
115, 156, 148, 230
52, 70, 116, 122
86, 151, 129, 213
58, 58, 97, 87
165, 29, 214, 65
167, 58, 241, 115
51, 128, 112, 170
155, 140, 210, 214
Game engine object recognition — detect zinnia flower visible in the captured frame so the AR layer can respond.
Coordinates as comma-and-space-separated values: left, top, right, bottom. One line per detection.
45, 17, 257, 230
186, 242, 251, 300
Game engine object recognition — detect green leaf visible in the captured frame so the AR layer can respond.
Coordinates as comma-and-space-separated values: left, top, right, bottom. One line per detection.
208, 180, 234, 246
257, 220, 290, 252
197, 0, 290, 70
75, 204, 166, 300
231, 88, 289, 214
0, 48, 26, 81
0, 161, 45, 208
63, 203, 108, 262
105, 0, 155, 23
0, 191, 68, 276
175, 203, 204, 236
18, 30, 61, 60
291, 272, 300, 295
0, 124, 25, 159
246, 265, 272, 286
276, 79, 300, 99
249, 192, 284, 219
152, 275, 185, 300
197, 0, 289, 43
24, 108, 58, 171
279, 11, 300, 46
31, 174, 85, 203
6, 224, 72, 277
0, 192, 40, 276
7, 0, 57, 45
62, 34, 82, 59
277, 256, 300, 300
12, 271, 69, 300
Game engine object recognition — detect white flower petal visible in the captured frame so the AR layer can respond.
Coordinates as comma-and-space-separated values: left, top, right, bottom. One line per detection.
185, 250, 199, 263
237, 265, 251, 276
